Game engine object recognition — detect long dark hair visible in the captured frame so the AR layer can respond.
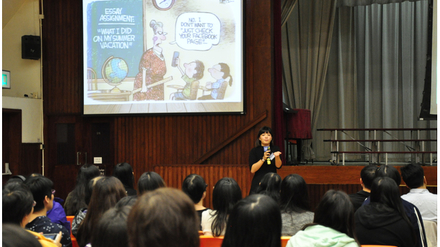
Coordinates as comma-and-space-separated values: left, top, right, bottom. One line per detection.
211, 177, 242, 237
113, 162, 134, 189
279, 174, 310, 213
222, 194, 281, 247
77, 176, 127, 247
308, 190, 357, 241
67, 164, 100, 215
370, 177, 413, 229
255, 173, 281, 203
255, 126, 274, 147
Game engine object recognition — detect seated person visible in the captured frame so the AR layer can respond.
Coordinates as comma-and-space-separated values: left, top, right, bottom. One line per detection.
201, 177, 242, 236
181, 174, 210, 230
362, 164, 427, 247
113, 162, 137, 196
255, 172, 282, 203
127, 188, 199, 247
198, 63, 233, 100
349, 164, 377, 212
170, 59, 204, 100
287, 190, 359, 247
25, 176, 72, 247
279, 174, 314, 236
222, 194, 281, 247
3, 223, 46, 247
400, 163, 437, 222
29, 173, 70, 232
355, 177, 416, 247
3, 182, 61, 247
87, 204, 132, 247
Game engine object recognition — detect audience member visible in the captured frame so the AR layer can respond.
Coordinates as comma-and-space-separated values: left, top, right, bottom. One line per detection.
25, 176, 72, 247
71, 176, 103, 237
88, 205, 132, 247
76, 176, 127, 247
64, 164, 100, 215
182, 174, 210, 230
201, 177, 242, 236
137, 171, 166, 195
279, 174, 314, 236
222, 194, 281, 247
400, 163, 437, 222
29, 173, 70, 232
2, 183, 61, 247
287, 190, 359, 247
127, 188, 199, 247
362, 164, 427, 247
115, 195, 138, 207
255, 172, 282, 203
349, 164, 376, 212
113, 162, 137, 196
355, 177, 416, 247
3, 223, 44, 247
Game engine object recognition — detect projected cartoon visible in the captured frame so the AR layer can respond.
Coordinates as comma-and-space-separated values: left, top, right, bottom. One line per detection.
83, 0, 243, 114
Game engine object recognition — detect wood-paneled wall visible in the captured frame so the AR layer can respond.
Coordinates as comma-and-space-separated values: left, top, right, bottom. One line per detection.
42, 0, 278, 183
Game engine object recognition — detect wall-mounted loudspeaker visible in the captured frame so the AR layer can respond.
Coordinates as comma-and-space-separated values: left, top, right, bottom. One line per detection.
22, 35, 41, 60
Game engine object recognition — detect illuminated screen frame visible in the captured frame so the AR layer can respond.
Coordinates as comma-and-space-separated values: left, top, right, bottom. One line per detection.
82, 0, 245, 115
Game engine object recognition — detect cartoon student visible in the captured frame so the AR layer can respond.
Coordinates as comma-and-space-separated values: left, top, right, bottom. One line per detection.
169, 58, 205, 100
198, 63, 233, 100
133, 20, 167, 101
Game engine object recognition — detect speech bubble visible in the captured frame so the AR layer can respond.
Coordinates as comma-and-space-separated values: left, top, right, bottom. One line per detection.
175, 12, 221, 51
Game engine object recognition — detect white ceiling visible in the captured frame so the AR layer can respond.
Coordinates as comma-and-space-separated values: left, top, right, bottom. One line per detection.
3, 0, 27, 28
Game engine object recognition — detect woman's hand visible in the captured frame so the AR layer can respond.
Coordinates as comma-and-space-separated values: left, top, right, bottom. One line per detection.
273, 151, 282, 157
263, 150, 271, 160
53, 231, 62, 247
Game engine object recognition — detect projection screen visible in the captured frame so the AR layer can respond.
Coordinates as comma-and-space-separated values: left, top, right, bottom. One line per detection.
82, 0, 244, 115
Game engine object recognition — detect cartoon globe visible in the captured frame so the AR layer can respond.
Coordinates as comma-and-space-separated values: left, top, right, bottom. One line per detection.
101, 56, 129, 86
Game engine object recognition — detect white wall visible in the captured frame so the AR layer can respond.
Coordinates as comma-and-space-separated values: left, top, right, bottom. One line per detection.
2, 0, 43, 143
2, 0, 41, 98
2, 96, 43, 143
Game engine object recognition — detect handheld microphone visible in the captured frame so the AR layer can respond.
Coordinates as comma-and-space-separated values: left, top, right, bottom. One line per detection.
267, 146, 271, 165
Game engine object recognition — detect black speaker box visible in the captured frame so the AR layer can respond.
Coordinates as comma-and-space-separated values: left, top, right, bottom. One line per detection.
22, 35, 41, 60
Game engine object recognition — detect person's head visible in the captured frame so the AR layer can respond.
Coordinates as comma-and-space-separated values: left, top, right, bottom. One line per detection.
2, 183, 34, 227
400, 163, 425, 189
90, 205, 132, 247
5, 175, 26, 185
312, 190, 356, 240
279, 174, 310, 212
77, 176, 127, 247
77, 164, 101, 186
150, 20, 166, 45
2, 224, 41, 247
222, 194, 281, 247
255, 173, 281, 203
115, 195, 138, 208
360, 164, 377, 190
184, 60, 205, 80
70, 164, 101, 211
127, 188, 199, 247
137, 171, 166, 195
24, 176, 54, 212
370, 177, 406, 214
114, 162, 135, 189
211, 177, 242, 236
255, 126, 274, 147
375, 165, 401, 186
209, 63, 233, 86
182, 174, 207, 204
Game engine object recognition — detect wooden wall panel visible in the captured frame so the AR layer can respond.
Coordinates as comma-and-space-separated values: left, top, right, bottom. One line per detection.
154, 164, 252, 209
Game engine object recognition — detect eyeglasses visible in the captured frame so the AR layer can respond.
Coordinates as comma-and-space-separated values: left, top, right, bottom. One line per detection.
156, 31, 167, 36
51, 189, 56, 194
33, 201, 36, 207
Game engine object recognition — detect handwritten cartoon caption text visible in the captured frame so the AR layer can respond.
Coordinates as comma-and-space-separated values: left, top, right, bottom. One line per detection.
175, 12, 221, 51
